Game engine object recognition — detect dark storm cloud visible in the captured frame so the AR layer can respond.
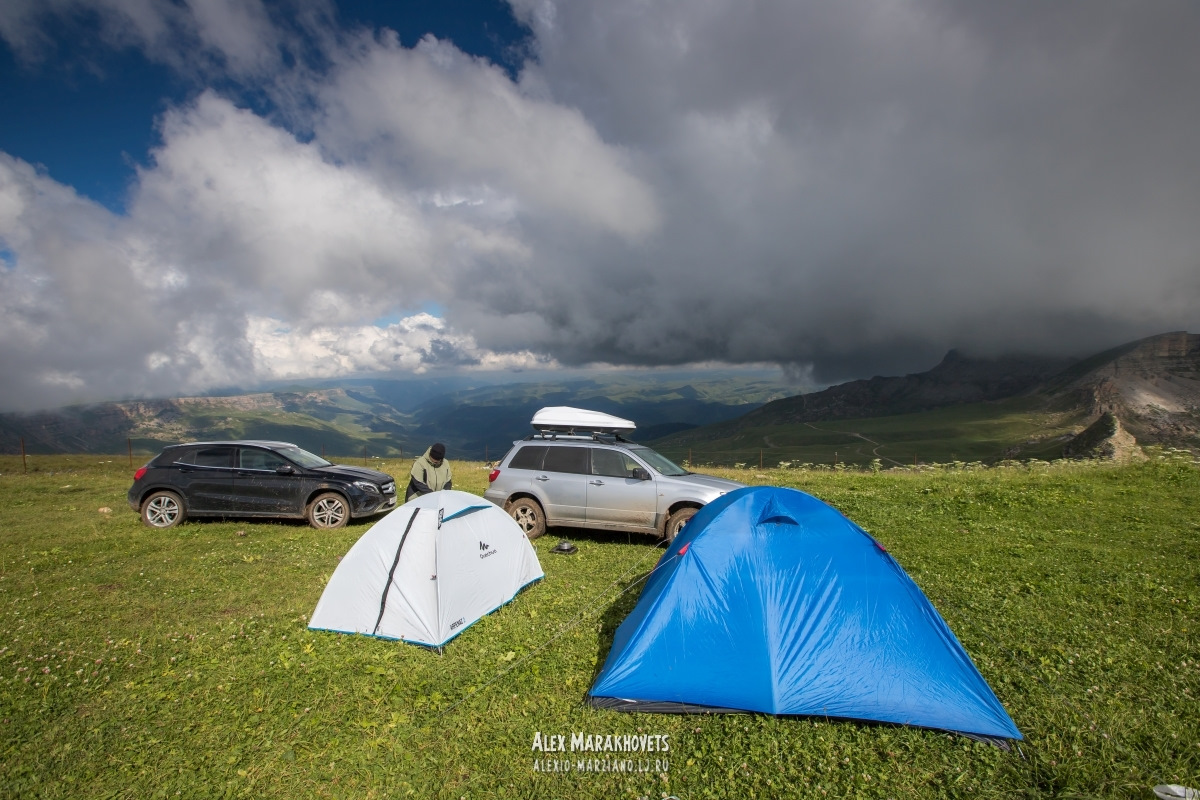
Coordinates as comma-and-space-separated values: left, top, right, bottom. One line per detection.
485, 0, 1200, 379
1, 0, 1198, 409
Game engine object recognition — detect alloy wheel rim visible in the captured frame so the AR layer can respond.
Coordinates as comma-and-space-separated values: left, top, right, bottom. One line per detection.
514, 508, 536, 532
147, 496, 178, 527
314, 498, 346, 527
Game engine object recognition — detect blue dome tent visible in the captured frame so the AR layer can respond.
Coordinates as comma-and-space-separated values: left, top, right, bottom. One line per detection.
588, 486, 1021, 742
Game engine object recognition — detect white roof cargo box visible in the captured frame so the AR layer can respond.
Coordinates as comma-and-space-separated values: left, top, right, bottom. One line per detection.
531, 406, 636, 434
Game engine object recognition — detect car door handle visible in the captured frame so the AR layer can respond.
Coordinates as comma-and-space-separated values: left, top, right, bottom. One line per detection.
535, 475, 550, 481
589, 480, 604, 486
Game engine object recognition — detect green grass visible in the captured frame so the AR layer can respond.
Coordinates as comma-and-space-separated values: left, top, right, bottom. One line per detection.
652, 397, 1088, 467
2, 455, 1199, 798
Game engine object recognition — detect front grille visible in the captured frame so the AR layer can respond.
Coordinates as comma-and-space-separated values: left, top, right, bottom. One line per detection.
381, 482, 396, 495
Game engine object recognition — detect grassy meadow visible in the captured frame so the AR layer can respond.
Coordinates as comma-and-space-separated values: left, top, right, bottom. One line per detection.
2, 454, 1199, 798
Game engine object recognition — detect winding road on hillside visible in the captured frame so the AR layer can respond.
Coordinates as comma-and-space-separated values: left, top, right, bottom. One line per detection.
799, 423, 909, 466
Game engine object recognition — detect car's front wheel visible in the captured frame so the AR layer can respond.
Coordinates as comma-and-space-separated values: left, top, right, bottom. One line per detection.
141, 491, 186, 529
664, 506, 698, 543
508, 498, 546, 540
307, 492, 349, 529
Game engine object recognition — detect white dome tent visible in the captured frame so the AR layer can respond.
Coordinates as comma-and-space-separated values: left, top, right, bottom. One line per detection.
309, 490, 544, 648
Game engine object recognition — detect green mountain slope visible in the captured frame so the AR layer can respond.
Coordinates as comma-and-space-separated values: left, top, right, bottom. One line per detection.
650, 396, 1088, 467
0, 370, 791, 458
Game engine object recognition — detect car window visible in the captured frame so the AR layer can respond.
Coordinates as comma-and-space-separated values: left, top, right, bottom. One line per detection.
239, 448, 289, 470
274, 446, 331, 468
590, 448, 642, 478
155, 449, 188, 466
177, 446, 235, 468
509, 445, 547, 470
626, 445, 689, 476
542, 446, 588, 475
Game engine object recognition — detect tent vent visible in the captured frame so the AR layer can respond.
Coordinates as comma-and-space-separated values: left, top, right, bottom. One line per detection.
757, 497, 798, 526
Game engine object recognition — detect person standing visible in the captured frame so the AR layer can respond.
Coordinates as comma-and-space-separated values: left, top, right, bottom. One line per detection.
406, 442, 452, 501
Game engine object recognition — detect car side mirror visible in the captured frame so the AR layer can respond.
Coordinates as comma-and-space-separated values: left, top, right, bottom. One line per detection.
275, 465, 295, 474
632, 467, 650, 481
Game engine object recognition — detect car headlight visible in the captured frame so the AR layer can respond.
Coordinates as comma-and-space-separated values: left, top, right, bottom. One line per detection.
353, 481, 381, 494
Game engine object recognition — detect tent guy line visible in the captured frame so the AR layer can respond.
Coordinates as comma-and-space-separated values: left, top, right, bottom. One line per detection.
436, 539, 674, 722
929, 593, 1119, 757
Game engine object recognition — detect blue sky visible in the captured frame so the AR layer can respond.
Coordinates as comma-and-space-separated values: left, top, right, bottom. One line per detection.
1, 1, 1198, 411
0, 1, 530, 212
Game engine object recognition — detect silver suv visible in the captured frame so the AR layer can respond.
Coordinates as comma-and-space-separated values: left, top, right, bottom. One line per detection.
484, 436, 745, 541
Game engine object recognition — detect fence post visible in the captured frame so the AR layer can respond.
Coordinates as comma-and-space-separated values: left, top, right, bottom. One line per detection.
128, 437, 133, 468
759, 449, 763, 469
20, 437, 27, 474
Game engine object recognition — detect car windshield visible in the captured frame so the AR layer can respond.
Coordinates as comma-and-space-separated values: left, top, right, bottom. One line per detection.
276, 446, 331, 469
627, 445, 689, 476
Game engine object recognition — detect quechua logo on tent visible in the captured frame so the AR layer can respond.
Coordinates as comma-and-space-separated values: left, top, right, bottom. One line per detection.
479, 541, 497, 559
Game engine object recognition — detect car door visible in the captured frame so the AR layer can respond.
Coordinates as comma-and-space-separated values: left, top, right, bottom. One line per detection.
230, 447, 303, 515
171, 446, 236, 512
535, 445, 589, 524
500, 445, 544, 495
585, 448, 658, 530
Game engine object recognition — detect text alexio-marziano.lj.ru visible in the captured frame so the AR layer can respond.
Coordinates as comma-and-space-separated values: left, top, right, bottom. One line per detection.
531, 731, 670, 774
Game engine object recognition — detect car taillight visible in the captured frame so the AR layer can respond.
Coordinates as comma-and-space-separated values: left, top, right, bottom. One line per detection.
488, 469, 500, 483
133, 467, 148, 481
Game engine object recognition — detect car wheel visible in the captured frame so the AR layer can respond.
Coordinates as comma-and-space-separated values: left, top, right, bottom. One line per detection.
508, 498, 546, 540
664, 507, 698, 543
308, 492, 350, 529
141, 491, 186, 529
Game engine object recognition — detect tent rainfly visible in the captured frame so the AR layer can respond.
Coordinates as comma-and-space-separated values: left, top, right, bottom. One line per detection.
588, 486, 1022, 742
309, 490, 544, 648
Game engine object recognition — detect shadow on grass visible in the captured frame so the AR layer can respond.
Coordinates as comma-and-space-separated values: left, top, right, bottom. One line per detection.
534, 526, 666, 692
541, 524, 663, 548
170, 511, 393, 532
588, 571, 652, 689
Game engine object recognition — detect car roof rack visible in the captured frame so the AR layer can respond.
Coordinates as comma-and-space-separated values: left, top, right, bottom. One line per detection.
523, 431, 635, 443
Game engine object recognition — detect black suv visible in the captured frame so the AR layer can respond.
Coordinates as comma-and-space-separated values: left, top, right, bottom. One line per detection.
127, 441, 397, 530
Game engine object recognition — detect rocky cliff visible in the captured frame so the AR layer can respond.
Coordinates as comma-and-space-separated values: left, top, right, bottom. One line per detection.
1047, 331, 1200, 446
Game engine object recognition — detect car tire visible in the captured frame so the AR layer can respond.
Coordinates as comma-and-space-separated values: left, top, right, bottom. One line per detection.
508, 498, 546, 540
308, 492, 350, 529
664, 506, 698, 543
141, 491, 186, 529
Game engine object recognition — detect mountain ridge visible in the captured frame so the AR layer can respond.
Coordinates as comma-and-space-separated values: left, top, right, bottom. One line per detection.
736, 350, 1076, 427
0, 372, 790, 458
650, 331, 1200, 462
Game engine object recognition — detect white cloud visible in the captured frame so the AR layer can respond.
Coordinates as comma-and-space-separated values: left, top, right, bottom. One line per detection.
315, 31, 660, 240
131, 91, 439, 324
3, 0, 1200, 410
248, 313, 556, 378
0, 0, 305, 80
